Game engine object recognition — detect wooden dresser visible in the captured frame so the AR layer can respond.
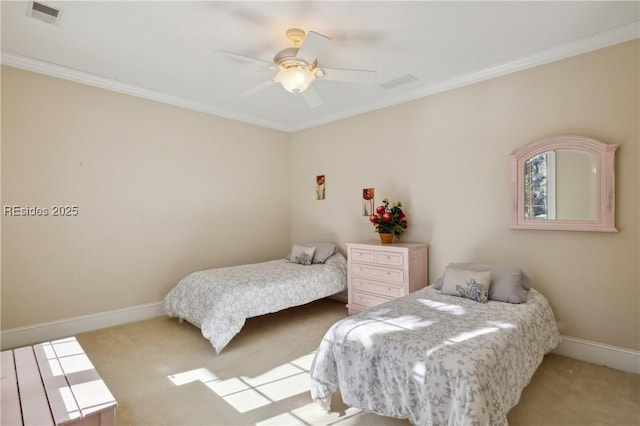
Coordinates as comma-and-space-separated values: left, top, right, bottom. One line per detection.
346, 241, 428, 315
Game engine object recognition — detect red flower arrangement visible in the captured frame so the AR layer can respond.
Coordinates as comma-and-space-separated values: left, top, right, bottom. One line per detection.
369, 198, 407, 238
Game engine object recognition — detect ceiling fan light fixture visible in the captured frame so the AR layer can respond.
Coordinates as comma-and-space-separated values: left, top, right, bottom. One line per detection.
276, 68, 315, 93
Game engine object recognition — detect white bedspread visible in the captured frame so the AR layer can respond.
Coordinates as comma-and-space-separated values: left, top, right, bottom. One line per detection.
310, 286, 561, 426
164, 253, 347, 353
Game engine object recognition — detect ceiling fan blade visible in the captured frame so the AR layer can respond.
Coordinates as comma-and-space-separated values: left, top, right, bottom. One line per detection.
321, 68, 377, 84
216, 50, 276, 69
239, 79, 276, 97
296, 31, 331, 65
302, 84, 324, 108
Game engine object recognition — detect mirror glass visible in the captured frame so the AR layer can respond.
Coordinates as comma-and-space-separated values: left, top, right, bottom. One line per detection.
523, 149, 597, 221
510, 135, 617, 232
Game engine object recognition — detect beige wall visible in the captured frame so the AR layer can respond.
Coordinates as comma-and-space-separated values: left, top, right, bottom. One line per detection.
1, 66, 291, 328
2, 41, 638, 352
290, 41, 639, 350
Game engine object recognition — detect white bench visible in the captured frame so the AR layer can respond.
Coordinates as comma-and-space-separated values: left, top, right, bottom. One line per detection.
1, 337, 117, 426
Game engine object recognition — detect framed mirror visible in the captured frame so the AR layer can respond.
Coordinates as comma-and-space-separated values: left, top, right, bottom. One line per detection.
510, 135, 618, 232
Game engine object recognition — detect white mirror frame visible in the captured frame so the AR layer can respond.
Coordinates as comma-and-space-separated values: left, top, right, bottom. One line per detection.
510, 135, 618, 232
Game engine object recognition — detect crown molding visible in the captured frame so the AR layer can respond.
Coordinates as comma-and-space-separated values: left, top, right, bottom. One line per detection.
2, 21, 638, 133
286, 21, 640, 132
0, 53, 290, 132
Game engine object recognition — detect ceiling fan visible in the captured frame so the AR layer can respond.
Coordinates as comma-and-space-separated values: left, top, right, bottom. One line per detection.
218, 28, 377, 108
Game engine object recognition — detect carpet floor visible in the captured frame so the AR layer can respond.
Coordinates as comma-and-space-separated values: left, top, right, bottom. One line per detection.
76, 298, 639, 426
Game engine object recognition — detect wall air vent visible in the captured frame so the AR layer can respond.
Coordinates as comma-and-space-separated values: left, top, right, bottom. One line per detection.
379, 74, 418, 90
27, 1, 62, 25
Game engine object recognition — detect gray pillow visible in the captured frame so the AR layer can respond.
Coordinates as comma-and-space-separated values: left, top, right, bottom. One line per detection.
309, 242, 336, 264
433, 262, 531, 304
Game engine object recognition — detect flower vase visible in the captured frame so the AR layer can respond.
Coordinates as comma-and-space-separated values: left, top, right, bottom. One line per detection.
379, 233, 394, 244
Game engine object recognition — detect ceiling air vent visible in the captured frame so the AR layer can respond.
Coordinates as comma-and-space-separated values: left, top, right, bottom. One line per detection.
27, 1, 62, 25
380, 74, 417, 90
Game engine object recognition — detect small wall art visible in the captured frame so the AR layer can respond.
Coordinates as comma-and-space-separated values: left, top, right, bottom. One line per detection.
362, 188, 374, 216
316, 175, 325, 200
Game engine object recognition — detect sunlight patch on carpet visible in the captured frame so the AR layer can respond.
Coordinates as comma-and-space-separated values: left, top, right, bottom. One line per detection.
166, 351, 358, 419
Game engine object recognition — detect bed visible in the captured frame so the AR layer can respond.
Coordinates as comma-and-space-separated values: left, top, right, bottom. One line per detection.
164, 245, 347, 354
310, 265, 562, 426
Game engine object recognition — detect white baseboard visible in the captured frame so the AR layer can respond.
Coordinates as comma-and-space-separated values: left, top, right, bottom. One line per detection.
2, 304, 638, 375
0, 301, 165, 350
553, 335, 640, 375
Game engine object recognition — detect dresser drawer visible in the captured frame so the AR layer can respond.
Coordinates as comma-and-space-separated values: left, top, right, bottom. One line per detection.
351, 290, 392, 309
351, 264, 404, 284
350, 248, 375, 264
352, 278, 404, 298
375, 251, 404, 267
346, 242, 428, 316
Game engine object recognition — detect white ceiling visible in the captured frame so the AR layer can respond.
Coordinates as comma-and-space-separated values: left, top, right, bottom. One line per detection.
2, 1, 638, 132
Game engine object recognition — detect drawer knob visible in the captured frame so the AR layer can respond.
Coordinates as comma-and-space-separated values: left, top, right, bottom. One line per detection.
387, 272, 391, 275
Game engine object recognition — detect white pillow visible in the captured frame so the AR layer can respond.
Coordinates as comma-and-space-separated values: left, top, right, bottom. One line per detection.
289, 244, 316, 266
441, 267, 491, 303
433, 262, 531, 303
